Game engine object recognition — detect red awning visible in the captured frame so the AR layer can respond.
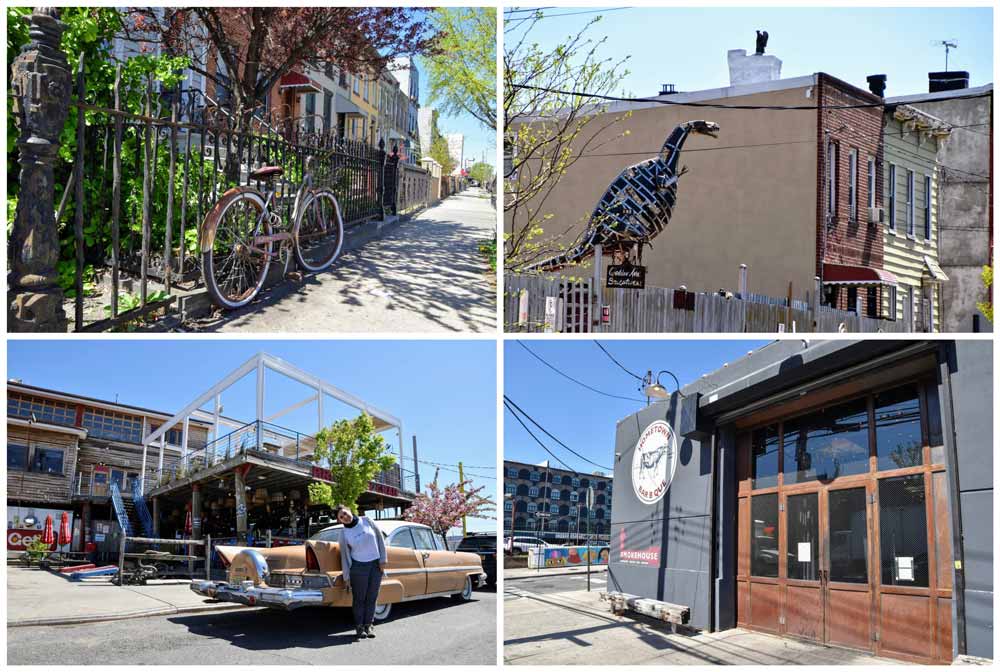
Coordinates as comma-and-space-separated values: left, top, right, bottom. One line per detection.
823, 263, 898, 286
278, 71, 321, 93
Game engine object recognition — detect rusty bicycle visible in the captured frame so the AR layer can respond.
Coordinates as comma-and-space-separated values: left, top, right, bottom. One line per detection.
199, 156, 344, 309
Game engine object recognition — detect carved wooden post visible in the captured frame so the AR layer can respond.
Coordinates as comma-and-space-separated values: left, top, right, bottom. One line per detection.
8, 8, 72, 332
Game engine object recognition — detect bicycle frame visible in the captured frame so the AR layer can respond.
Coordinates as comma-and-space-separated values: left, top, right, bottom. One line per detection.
244, 170, 315, 259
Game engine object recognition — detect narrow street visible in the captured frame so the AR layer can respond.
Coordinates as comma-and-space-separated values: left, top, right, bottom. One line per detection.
187, 188, 497, 333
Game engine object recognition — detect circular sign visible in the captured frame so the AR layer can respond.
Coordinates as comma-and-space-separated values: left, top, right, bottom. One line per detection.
631, 420, 678, 505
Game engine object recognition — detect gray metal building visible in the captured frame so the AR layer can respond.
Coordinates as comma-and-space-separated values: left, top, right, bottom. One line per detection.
609, 340, 992, 664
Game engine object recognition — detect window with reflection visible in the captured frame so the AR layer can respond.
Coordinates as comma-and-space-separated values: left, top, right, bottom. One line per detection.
874, 385, 923, 471
828, 488, 868, 583
750, 494, 779, 577
782, 398, 870, 484
786, 493, 818, 580
879, 474, 929, 587
751, 426, 780, 488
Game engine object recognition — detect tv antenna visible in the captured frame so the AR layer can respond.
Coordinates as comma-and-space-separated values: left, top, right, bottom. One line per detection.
931, 39, 959, 71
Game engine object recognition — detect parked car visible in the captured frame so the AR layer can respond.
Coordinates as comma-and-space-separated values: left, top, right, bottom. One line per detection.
456, 532, 496, 587
507, 536, 552, 554
191, 520, 486, 621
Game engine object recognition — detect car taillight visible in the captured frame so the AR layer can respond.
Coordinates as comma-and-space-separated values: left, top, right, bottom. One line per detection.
219, 552, 231, 568
305, 546, 320, 571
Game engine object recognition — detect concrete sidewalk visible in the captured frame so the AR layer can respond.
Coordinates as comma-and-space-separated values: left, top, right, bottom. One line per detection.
183, 187, 497, 333
7, 566, 248, 627
504, 586, 903, 665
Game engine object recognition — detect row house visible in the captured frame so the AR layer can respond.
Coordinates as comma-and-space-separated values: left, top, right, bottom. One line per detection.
503, 459, 613, 543
507, 48, 982, 331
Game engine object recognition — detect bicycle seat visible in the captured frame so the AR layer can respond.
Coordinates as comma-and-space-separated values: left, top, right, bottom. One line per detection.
250, 165, 283, 180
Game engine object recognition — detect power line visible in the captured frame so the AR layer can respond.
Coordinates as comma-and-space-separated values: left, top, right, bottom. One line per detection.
505, 395, 613, 472
510, 83, 992, 111
594, 341, 643, 380
503, 399, 578, 474
517, 341, 645, 402
504, 7, 555, 14
419, 459, 495, 470
516, 7, 634, 20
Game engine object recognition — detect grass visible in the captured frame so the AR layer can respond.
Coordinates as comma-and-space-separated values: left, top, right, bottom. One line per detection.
478, 234, 498, 273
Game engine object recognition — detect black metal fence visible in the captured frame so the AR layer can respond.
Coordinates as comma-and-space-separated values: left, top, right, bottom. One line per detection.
62, 60, 401, 331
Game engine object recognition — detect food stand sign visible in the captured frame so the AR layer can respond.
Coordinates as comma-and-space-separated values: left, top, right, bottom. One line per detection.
7, 506, 74, 551
631, 420, 678, 505
607, 264, 646, 289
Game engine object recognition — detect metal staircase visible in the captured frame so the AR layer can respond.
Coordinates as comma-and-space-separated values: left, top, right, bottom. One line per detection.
110, 480, 133, 537
131, 479, 155, 537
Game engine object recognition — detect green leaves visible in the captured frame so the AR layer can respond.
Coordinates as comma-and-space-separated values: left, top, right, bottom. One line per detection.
307, 413, 397, 513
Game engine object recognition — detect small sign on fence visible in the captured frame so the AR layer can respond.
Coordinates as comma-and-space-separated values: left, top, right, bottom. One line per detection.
607, 264, 646, 289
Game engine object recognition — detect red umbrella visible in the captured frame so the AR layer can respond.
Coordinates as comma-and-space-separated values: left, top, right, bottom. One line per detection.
42, 514, 55, 546
59, 511, 70, 547
184, 510, 193, 536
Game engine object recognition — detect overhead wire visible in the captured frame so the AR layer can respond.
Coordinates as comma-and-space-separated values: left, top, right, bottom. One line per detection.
503, 399, 578, 474
594, 341, 643, 380
517, 341, 645, 402
505, 395, 613, 472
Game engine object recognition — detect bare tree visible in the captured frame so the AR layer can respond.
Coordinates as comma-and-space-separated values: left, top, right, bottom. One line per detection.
504, 11, 631, 269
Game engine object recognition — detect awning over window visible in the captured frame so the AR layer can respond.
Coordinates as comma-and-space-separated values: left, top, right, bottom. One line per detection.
278, 71, 321, 93
923, 256, 950, 282
823, 263, 898, 286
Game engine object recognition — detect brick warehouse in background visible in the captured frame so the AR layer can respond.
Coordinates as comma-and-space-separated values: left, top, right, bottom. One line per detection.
503, 459, 613, 545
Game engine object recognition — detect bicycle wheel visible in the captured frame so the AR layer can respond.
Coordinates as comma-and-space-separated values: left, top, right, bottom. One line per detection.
293, 189, 344, 272
201, 189, 272, 309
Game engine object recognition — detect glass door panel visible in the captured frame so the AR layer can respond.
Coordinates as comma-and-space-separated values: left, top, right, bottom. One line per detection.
786, 493, 819, 581
828, 488, 869, 583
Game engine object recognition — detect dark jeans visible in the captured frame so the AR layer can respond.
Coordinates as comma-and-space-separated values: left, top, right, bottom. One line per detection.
348, 559, 383, 627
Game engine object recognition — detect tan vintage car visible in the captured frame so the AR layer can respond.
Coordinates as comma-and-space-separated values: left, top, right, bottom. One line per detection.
191, 520, 486, 620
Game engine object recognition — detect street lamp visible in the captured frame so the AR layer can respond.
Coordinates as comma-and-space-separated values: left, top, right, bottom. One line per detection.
643, 369, 682, 401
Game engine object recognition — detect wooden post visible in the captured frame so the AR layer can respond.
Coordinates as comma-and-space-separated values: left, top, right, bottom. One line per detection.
813, 276, 821, 331
738, 264, 748, 297
205, 534, 212, 581
593, 244, 603, 327
786, 281, 793, 330
235, 468, 248, 544
458, 462, 467, 537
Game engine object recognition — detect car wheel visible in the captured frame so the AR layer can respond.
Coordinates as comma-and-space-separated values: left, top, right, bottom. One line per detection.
373, 602, 392, 621
452, 576, 473, 602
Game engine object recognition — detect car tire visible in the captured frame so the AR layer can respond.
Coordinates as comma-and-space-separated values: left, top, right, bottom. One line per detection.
373, 602, 392, 621
452, 576, 473, 602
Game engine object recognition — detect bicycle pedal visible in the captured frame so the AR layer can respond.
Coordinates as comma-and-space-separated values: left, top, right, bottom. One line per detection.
284, 271, 304, 282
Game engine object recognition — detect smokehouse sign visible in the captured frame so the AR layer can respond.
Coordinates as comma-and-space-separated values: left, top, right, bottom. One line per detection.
631, 420, 678, 505
606, 264, 646, 289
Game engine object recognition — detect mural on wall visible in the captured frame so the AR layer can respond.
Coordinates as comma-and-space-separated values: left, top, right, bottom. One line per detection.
528, 545, 611, 568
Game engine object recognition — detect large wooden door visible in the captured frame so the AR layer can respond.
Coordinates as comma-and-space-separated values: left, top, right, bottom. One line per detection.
735, 374, 954, 664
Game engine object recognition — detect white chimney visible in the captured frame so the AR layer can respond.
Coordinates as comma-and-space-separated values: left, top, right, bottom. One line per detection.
728, 49, 782, 86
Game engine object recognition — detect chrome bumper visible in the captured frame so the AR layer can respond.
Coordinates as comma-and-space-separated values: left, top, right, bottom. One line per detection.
190, 580, 324, 610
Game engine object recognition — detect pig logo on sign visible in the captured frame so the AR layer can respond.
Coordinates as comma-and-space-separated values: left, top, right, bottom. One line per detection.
631, 420, 677, 505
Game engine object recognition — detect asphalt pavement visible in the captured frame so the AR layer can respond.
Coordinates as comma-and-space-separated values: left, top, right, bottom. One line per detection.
8, 588, 497, 665
184, 188, 497, 333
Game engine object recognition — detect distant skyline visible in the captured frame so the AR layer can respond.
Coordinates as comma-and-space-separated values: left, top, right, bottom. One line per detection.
507, 7, 992, 98
8, 340, 497, 533
418, 52, 495, 170
504, 340, 770, 472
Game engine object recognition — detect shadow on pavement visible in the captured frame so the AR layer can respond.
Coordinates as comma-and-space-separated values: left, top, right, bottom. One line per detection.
168, 596, 482, 652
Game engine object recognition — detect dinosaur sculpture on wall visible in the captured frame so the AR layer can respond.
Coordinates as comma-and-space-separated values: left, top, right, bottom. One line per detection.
523, 120, 720, 273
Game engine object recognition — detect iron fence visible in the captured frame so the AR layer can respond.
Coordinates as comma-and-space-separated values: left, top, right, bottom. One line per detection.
55, 60, 397, 332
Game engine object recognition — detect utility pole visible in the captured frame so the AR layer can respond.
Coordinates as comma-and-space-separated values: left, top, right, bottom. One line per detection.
458, 461, 467, 537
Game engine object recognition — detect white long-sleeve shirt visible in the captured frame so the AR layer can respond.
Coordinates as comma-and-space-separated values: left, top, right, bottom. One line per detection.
339, 517, 387, 572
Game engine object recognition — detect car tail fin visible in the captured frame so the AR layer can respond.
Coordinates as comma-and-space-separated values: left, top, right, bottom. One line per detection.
306, 545, 320, 571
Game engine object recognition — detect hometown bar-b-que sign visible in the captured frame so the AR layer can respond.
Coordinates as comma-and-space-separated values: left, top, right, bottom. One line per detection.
631, 420, 678, 504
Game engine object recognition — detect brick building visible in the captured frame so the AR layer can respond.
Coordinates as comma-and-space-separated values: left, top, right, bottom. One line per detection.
503, 459, 612, 544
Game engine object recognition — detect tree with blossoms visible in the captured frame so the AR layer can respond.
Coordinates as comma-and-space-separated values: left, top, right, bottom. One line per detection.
403, 480, 496, 538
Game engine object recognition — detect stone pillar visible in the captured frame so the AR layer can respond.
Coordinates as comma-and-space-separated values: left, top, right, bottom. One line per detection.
191, 484, 202, 539
8, 8, 72, 332
152, 496, 161, 537
234, 469, 248, 544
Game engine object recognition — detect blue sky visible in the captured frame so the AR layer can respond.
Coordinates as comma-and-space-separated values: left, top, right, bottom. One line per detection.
507, 7, 993, 97
418, 53, 496, 171
504, 340, 769, 471
7, 340, 497, 533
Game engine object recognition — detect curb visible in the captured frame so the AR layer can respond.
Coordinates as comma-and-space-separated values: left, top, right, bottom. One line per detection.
505, 568, 608, 581
8, 602, 248, 628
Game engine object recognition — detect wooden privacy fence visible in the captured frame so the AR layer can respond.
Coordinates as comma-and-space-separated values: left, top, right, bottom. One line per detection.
8, 18, 429, 333
505, 274, 910, 333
